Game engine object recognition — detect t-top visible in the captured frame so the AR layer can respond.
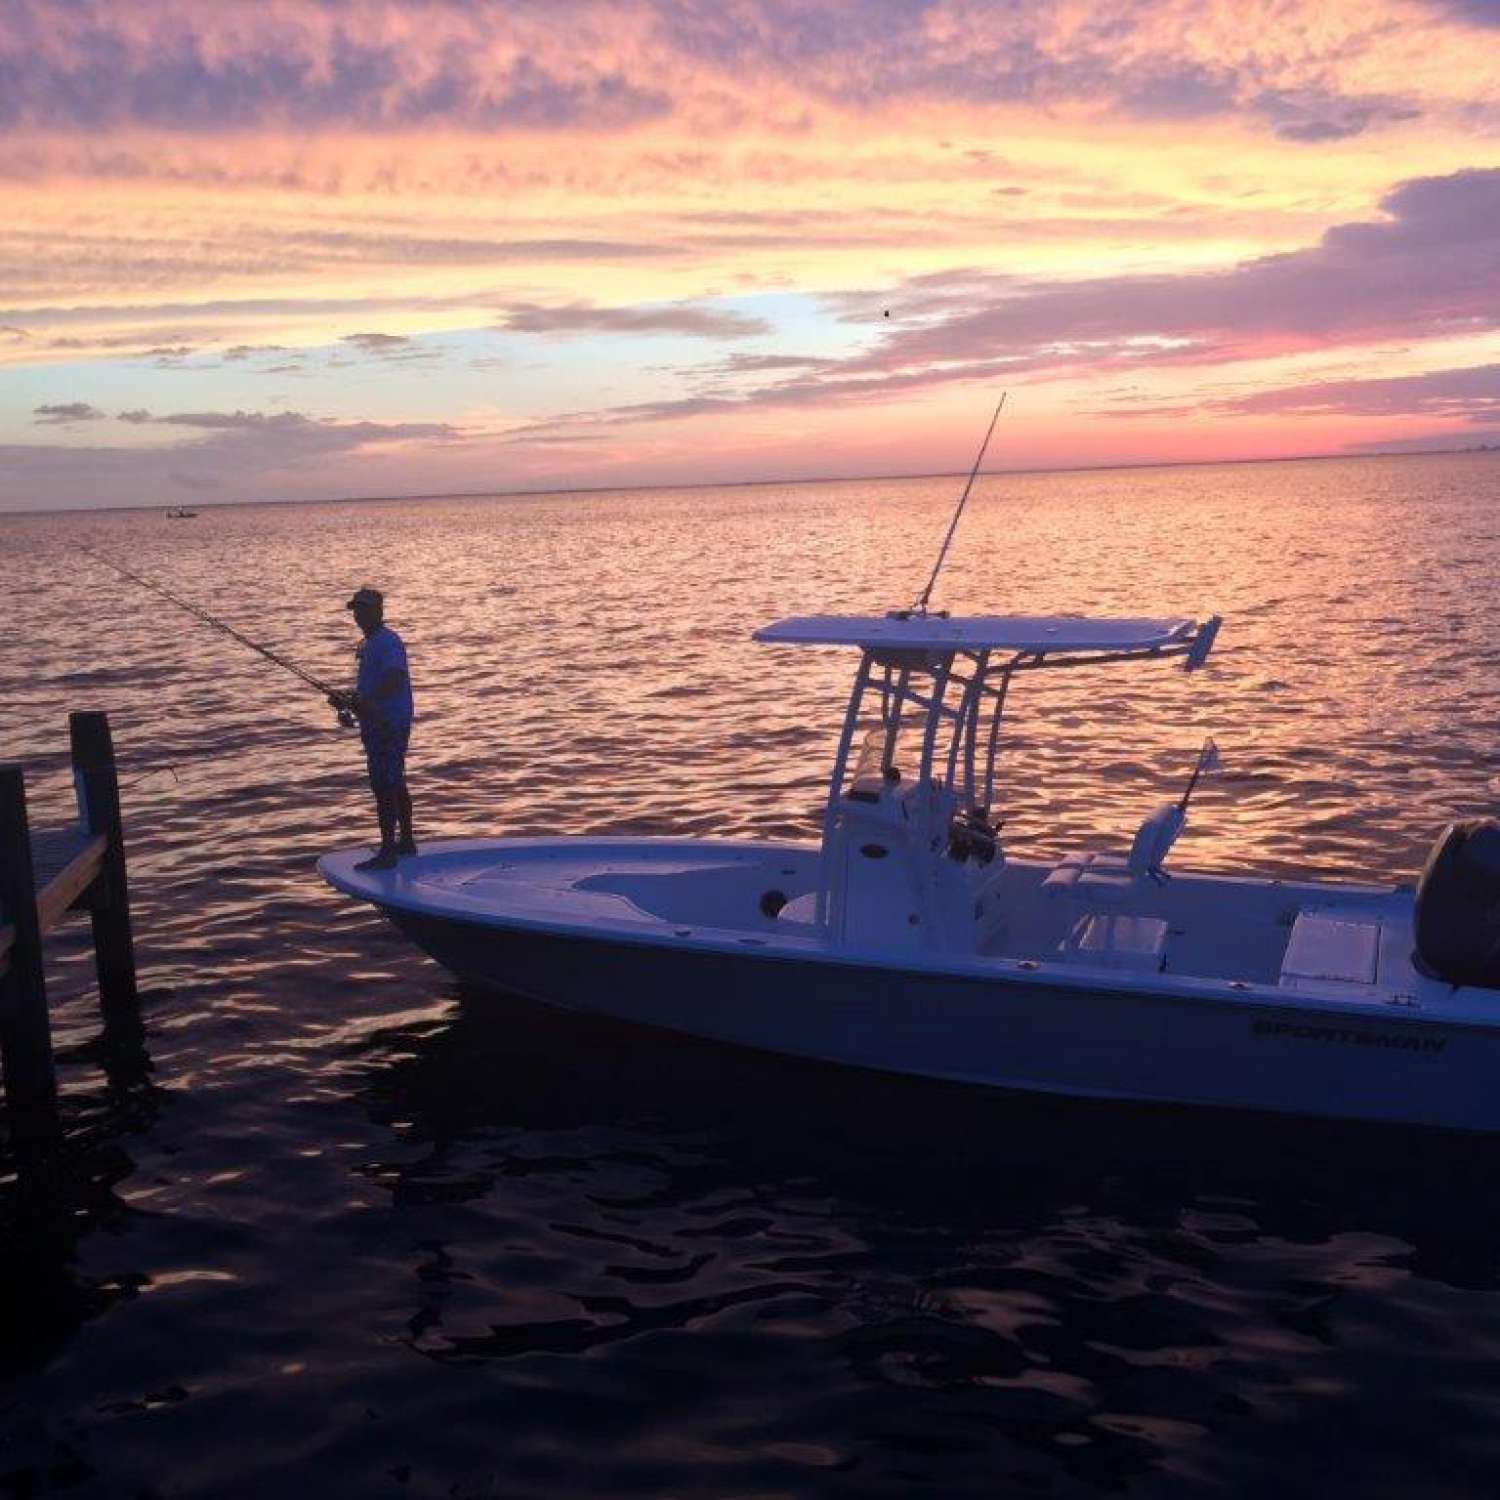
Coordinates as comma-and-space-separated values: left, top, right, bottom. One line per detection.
356, 625, 415, 728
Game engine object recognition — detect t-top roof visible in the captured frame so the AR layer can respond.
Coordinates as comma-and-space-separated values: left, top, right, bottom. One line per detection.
754, 614, 1198, 652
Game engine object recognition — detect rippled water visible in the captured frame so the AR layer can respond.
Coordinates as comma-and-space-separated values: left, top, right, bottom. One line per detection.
5, 452, 1500, 1497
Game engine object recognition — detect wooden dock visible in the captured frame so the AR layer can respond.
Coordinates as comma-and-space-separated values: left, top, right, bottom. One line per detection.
0, 712, 139, 1147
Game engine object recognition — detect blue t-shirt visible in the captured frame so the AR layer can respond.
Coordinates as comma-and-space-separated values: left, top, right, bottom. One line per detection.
356, 625, 414, 729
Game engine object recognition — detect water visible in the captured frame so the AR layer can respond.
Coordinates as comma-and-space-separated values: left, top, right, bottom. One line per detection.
4, 452, 1500, 1497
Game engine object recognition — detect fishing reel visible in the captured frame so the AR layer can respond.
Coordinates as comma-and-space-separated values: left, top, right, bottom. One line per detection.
327, 691, 358, 730
946, 806, 1001, 866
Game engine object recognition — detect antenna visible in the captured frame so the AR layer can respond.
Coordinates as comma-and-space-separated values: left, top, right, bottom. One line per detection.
910, 393, 1006, 617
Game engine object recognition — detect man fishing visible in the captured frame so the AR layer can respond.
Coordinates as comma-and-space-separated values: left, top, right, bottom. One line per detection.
329, 587, 416, 870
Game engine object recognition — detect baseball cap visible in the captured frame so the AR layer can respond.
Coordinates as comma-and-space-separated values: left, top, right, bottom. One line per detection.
345, 586, 383, 611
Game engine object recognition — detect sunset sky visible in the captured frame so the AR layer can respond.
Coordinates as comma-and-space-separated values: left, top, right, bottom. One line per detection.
3, 0, 1499, 510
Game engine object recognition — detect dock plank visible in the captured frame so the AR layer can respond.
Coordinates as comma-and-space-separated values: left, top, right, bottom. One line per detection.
30, 828, 108, 936
0, 828, 108, 995
30, 827, 93, 888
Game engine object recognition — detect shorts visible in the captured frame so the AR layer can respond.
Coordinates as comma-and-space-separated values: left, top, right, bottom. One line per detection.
361, 719, 411, 790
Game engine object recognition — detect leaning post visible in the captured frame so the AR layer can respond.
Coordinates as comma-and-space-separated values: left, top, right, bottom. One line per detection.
69, 712, 139, 1025
0, 764, 59, 1143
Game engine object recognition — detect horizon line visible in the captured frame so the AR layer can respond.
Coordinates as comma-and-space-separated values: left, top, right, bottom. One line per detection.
6, 442, 1497, 519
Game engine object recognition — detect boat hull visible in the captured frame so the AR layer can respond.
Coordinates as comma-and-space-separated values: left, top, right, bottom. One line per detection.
387, 907, 1487, 1132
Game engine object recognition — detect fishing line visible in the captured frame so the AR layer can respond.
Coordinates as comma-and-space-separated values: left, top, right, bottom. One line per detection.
121, 763, 182, 792
83, 549, 352, 724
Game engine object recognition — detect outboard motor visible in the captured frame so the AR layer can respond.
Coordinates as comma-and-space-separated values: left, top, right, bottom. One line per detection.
1413, 820, 1500, 986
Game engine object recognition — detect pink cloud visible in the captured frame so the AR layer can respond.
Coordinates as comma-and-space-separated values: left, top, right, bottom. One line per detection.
0, 3, 669, 133
32, 401, 105, 424
0, 0, 1489, 143
826, 169, 1500, 380
1199, 363, 1500, 423
496, 301, 770, 339
1, 407, 469, 509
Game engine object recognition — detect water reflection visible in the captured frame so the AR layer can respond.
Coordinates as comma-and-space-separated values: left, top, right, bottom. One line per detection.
350, 982, 1500, 1495
0, 987, 165, 1383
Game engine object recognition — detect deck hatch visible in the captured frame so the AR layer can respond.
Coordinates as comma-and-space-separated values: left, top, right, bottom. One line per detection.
1280, 911, 1381, 986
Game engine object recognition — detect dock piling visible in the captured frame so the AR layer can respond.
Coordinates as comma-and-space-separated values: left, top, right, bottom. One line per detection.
0, 765, 60, 1144
70, 711, 139, 1023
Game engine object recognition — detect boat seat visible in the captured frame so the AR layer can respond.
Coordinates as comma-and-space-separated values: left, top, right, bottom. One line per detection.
1043, 803, 1186, 904
1279, 910, 1381, 989
1061, 912, 1169, 972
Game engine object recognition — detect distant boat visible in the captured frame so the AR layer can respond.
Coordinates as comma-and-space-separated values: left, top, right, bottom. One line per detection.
164, 507, 198, 518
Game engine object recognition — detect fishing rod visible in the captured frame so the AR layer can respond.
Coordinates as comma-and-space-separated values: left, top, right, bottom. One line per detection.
84, 549, 353, 725
1177, 736, 1222, 815
909, 392, 1007, 616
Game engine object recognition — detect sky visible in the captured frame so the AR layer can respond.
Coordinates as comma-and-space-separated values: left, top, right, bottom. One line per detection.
3, 0, 1500, 510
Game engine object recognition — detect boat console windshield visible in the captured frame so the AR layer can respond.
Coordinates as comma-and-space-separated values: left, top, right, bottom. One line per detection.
754, 612, 1222, 949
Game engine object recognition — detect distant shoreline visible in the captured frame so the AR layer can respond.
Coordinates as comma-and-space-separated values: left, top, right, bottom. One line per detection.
6, 443, 1497, 519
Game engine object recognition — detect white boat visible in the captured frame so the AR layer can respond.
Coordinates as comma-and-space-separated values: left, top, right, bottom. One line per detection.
321, 610, 1500, 1132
